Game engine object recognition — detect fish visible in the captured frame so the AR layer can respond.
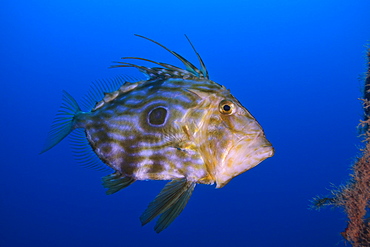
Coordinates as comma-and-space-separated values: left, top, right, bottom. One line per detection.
41, 34, 274, 233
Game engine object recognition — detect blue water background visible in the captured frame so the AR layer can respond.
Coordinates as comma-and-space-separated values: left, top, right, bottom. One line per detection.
1, 1, 370, 246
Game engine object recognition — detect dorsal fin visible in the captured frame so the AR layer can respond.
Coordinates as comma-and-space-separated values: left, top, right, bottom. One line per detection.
184, 35, 209, 79
134, 34, 200, 75
111, 57, 194, 78
111, 60, 196, 80
81, 75, 135, 111
133, 34, 208, 79
120, 57, 184, 71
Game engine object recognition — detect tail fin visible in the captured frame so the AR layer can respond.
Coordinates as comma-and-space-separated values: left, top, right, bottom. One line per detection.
40, 90, 81, 154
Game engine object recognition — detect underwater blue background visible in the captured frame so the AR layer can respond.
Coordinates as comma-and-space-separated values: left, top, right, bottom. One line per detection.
1, 0, 370, 246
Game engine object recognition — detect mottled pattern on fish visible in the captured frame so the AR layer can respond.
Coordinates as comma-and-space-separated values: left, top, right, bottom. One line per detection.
41, 34, 274, 233
85, 79, 223, 182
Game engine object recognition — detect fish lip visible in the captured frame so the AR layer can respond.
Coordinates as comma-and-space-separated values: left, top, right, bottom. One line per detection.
235, 132, 274, 163
230, 131, 273, 158
216, 132, 274, 188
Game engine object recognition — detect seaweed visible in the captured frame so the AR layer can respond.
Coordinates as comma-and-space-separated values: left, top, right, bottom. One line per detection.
313, 49, 370, 246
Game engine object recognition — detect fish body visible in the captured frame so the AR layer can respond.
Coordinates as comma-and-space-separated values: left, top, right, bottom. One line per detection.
41, 35, 274, 232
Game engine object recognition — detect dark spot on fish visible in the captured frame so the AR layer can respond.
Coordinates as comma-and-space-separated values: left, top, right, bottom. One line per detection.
147, 162, 166, 174
121, 163, 139, 175
148, 107, 167, 126
100, 144, 112, 155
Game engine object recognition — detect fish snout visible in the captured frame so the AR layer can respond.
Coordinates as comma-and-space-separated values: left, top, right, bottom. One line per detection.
215, 133, 274, 188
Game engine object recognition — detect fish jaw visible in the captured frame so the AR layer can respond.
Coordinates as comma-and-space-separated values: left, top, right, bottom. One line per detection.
215, 131, 274, 188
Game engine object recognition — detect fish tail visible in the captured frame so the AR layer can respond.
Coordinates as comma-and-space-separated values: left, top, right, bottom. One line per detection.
40, 90, 82, 154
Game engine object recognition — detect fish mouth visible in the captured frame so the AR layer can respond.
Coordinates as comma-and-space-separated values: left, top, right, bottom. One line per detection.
216, 133, 274, 188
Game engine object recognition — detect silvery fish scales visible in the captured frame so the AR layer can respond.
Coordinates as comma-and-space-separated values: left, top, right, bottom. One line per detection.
41, 35, 274, 233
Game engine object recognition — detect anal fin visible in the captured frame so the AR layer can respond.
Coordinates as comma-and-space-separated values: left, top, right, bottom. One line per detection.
140, 178, 196, 233
102, 172, 135, 195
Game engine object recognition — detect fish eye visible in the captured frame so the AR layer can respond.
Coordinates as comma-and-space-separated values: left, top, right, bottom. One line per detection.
148, 106, 168, 126
219, 100, 235, 115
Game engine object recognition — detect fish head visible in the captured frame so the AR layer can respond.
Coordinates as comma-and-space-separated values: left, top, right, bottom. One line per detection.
195, 89, 274, 188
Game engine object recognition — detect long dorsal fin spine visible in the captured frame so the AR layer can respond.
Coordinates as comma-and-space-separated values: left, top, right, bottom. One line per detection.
133, 34, 207, 78
184, 34, 209, 79
171, 51, 199, 76
120, 57, 184, 71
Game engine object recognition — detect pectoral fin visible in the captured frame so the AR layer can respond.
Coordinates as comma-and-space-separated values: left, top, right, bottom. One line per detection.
102, 172, 135, 195
154, 182, 195, 233
140, 178, 196, 232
